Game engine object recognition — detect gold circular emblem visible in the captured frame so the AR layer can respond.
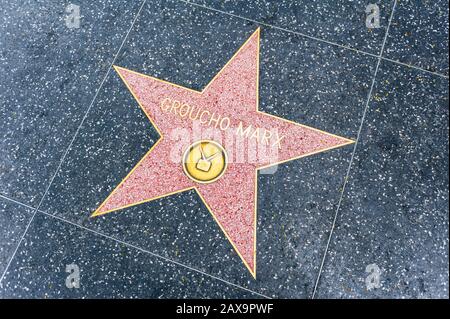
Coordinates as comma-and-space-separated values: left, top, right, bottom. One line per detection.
183, 140, 227, 184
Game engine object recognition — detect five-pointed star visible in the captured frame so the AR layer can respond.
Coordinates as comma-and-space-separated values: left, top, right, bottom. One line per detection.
92, 28, 353, 278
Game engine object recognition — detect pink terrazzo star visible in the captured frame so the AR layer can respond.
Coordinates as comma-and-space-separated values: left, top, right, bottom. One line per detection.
92, 28, 353, 278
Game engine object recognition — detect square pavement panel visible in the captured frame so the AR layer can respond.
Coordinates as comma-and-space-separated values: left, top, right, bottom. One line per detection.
187, 0, 396, 54
0, 212, 261, 298
315, 61, 449, 299
0, 197, 34, 276
39, 0, 376, 298
0, 0, 142, 206
384, 0, 449, 76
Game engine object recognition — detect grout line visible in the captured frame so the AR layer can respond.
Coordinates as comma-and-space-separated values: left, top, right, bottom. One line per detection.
0, 0, 445, 298
178, 0, 449, 80
0, 0, 148, 287
36, 210, 271, 299
310, 0, 398, 299
0, 192, 270, 298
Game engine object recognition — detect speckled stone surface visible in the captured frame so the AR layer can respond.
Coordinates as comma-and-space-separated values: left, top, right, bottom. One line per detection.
38, 0, 374, 298
0, 213, 260, 298
315, 61, 449, 299
188, 0, 395, 54
0, 0, 141, 206
92, 30, 352, 276
0, 198, 34, 276
384, 0, 449, 75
